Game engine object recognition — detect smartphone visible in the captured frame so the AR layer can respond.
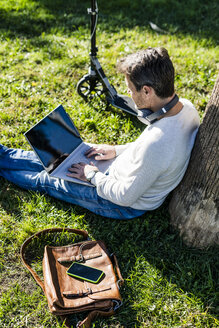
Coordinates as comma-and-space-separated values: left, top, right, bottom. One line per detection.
66, 262, 104, 284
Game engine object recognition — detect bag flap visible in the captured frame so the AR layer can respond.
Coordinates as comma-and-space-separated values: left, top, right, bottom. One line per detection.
43, 240, 122, 311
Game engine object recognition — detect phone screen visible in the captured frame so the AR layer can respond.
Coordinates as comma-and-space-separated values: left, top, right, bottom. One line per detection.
67, 262, 104, 283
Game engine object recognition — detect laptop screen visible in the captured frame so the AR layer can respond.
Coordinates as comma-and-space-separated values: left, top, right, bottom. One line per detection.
25, 105, 82, 173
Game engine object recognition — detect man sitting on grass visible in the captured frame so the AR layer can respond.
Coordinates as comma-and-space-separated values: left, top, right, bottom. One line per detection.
0, 47, 200, 219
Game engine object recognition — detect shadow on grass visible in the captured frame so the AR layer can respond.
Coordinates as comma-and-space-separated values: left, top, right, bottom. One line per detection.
0, 177, 86, 219
85, 200, 219, 325
0, 178, 24, 217
0, 0, 218, 42
0, 179, 218, 326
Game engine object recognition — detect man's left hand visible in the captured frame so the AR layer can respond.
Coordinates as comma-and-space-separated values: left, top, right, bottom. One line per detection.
67, 162, 99, 182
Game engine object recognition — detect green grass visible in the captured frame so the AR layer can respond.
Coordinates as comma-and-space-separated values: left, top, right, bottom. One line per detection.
0, 0, 219, 327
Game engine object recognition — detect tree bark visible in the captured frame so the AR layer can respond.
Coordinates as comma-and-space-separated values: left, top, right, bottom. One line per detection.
169, 73, 219, 248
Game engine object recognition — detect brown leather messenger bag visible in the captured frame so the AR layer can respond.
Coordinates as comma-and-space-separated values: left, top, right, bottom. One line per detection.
20, 227, 124, 328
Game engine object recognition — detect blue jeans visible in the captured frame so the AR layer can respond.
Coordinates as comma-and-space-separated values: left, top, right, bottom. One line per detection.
0, 145, 146, 219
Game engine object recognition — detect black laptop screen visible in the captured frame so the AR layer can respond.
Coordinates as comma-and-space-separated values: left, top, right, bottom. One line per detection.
25, 105, 82, 172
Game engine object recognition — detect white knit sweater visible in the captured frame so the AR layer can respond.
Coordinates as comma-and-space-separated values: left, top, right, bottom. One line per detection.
92, 98, 200, 210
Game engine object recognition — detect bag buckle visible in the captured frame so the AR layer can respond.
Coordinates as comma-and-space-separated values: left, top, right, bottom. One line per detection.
117, 279, 123, 290
113, 300, 123, 311
85, 287, 92, 296
78, 253, 84, 263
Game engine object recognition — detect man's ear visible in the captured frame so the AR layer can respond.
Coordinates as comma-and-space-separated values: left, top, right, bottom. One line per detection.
142, 85, 151, 95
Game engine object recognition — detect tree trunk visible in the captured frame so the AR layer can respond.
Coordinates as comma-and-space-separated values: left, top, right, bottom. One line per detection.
169, 73, 219, 248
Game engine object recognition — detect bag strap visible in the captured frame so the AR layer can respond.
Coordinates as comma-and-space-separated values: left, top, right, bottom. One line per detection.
20, 227, 89, 292
112, 253, 124, 287
77, 309, 115, 328
60, 308, 116, 328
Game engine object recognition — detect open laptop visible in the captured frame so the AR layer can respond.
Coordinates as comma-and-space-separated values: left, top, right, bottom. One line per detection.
24, 105, 114, 186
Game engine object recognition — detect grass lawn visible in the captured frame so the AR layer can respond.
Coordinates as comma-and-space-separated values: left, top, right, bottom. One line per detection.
0, 0, 219, 327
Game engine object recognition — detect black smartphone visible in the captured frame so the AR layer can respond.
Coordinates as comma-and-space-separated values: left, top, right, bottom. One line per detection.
66, 262, 104, 283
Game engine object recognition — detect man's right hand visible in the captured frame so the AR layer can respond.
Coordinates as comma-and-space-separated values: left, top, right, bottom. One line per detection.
85, 144, 116, 161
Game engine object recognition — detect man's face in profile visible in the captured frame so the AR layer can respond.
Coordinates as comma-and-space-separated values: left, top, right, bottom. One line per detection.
125, 75, 150, 109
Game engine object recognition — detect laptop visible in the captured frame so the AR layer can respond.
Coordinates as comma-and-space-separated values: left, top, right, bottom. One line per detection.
24, 105, 114, 187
